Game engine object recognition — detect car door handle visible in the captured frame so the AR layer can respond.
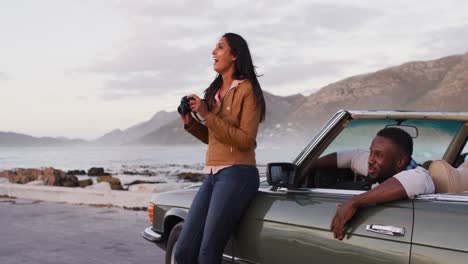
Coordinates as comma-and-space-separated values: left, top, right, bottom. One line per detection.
366, 224, 406, 236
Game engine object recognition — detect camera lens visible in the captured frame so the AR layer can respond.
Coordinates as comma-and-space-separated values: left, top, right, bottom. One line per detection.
177, 96, 191, 115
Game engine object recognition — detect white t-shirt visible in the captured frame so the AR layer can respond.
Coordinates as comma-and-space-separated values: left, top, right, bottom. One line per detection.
336, 149, 435, 198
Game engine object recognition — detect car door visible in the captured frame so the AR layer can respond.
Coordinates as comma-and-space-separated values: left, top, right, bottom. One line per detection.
411, 195, 468, 264
231, 187, 413, 264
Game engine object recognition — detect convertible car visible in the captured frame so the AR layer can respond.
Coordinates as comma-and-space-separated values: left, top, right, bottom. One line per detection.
142, 110, 468, 264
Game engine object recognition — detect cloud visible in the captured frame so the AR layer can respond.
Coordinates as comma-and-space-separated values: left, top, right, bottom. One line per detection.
74, 0, 468, 102
100, 71, 210, 98
256, 3, 380, 39
0, 72, 9, 80
72, 1, 381, 100
419, 25, 468, 59
262, 59, 356, 87
74, 96, 88, 101
75, 37, 214, 99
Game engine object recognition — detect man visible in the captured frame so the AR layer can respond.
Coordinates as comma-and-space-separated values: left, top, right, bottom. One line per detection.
305, 127, 435, 240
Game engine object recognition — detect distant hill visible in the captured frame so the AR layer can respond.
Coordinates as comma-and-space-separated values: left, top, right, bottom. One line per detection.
0, 132, 87, 147
94, 111, 178, 145
287, 52, 468, 136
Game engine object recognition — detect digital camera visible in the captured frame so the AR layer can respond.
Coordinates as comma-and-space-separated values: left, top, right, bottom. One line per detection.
177, 96, 194, 115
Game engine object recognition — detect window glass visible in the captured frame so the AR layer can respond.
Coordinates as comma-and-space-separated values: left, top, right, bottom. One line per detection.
321, 119, 464, 165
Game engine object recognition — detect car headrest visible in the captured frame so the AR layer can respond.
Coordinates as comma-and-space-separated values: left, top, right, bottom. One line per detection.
428, 160, 468, 193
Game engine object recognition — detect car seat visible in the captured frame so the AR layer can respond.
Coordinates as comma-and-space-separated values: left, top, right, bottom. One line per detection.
428, 160, 468, 193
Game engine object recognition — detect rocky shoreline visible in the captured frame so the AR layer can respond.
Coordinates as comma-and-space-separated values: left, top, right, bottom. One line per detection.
0, 166, 205, 193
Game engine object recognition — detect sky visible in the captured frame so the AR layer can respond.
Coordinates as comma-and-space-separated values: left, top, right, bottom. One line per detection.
1, 0, 468, 140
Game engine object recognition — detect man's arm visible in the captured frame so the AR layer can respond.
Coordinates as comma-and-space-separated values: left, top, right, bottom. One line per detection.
296, 153, 338, 185
330, 177, 407, 240
297, 149, 368, 185
313, 152, 338, 168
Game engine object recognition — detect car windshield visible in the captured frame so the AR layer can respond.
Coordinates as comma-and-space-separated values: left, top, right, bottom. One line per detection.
320, 119, 464, 165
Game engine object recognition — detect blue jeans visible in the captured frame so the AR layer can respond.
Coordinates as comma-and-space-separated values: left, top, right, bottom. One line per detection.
174, 165, 260, 264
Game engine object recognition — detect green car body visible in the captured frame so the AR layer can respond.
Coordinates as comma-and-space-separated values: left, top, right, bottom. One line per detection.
142, 110, 468, 264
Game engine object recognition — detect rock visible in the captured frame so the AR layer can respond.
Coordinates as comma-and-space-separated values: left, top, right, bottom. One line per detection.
66, 170, 87, 175
88, 167, 110, 176
41, 168, 66, 186
78, 179, 93, 188
3, 169, 43, 184
177, 172, 205, 182
41, 168, 79, 187
0, 168, 79, 187
62, 174, 79, 187
26, 180, 45, 186
122, 170, 156, 176
97, 176, 123, 190
126, 180, 166, 186
128, 183, 191, 193
85, 182, 111, 191
0, 171, 9, 179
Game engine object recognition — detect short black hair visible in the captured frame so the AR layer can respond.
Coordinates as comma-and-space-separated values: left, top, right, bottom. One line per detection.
376, 127, 413, 158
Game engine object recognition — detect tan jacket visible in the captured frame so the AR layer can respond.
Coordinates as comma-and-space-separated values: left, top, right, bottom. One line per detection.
185, 80, 261, 166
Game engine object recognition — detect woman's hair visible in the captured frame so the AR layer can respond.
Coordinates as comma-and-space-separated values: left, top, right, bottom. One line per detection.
204, 33, 266, 122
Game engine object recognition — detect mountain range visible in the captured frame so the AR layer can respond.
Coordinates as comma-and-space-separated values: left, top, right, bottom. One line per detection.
1, 51, 467, 146
0, 132, 86, 147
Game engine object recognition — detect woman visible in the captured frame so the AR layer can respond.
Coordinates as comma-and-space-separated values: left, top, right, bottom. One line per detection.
175, 33, 266, 264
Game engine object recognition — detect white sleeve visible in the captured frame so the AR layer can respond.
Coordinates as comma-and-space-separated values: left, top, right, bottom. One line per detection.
393, 167, 435, 198
337, 149, 369, 176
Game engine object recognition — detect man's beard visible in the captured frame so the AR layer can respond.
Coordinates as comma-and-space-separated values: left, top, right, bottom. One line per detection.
367, 169, 395, 184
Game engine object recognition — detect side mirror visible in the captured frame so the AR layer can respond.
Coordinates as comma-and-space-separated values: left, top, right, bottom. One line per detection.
267, 162, 297, 189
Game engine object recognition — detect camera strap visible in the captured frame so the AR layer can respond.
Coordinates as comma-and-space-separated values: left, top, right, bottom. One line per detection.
192, 99, 209, 123
192, 112, 205, 123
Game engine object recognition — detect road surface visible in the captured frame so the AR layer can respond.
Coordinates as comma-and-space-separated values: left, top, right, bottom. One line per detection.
0, 197, 165, 264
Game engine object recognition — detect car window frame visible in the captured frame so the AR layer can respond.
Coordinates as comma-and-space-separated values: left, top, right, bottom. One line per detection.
293, 112, 468, 195
416, 193, 468, 203
443, 122, 468, 164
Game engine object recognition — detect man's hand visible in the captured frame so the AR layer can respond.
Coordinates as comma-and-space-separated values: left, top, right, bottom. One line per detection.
329, 177, 408, 240
189, 95, 209, 118
330, 201, 358, 240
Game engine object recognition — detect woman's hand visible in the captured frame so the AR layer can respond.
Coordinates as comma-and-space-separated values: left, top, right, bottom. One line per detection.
180, 113, 194, 126
189, 95, 209, 118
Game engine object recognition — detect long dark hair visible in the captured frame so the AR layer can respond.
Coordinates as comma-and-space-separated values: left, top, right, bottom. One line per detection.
204, 33, 266, 122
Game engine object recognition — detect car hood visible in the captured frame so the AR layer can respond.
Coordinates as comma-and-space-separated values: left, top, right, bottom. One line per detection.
151, 187, 199, 209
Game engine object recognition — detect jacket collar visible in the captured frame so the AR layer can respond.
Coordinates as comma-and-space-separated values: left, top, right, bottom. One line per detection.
214, 79, 246, 105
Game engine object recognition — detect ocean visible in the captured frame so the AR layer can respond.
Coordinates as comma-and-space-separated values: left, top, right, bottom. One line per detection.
0, 145, 303, 185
